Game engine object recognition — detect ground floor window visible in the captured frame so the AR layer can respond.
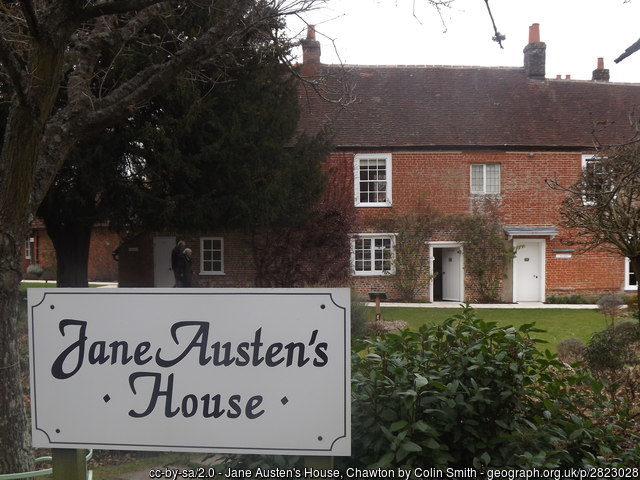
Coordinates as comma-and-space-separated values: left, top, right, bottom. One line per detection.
24, 238, 33, 260
200, 237, 224, 274
351, 234, 395, 275
626, 257, 637, 290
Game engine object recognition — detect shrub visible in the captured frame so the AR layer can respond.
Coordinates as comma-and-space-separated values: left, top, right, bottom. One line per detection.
597, 294, 625, 328
26, 263, 44, 279
545, 294, 599, 304
348, 306, 638, 469
556, 337, 585, 364
626, 294, 638, 317
221, 308, 640, 473
350, 293, 370, 339
583, 321, 640, 403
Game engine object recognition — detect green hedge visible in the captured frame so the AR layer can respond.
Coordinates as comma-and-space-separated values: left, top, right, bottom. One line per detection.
347, 306, 640, 470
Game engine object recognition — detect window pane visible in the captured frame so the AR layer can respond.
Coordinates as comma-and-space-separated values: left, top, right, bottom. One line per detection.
359, 158, 388, 204
486, 164, 500, 193
471, 164, 484, 193
471, 163, 500, 194
353, 236, 394, 274
201, 238, 223, 273
355, 239, 371, 271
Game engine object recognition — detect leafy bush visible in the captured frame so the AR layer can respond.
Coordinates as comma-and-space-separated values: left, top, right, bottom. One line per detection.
597, 294, 625, 328
347, 306, 638, 469
556, 337, 585, 364
545, 294, 600, 304
626, 294, 638, 317
220, 308, 640, 474
350, 293, 370, 339
585, 322, 640, 372
583, 322, 640, 403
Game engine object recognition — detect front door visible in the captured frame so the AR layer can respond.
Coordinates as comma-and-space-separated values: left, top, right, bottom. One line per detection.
442, 247, 462, 301
153, 236, 176, 287
513, 239, 545, 302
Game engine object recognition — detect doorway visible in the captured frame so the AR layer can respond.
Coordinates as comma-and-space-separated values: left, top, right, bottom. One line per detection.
431, 243, 463, 302
153, 236, 176, 287
513, 239, 545, 302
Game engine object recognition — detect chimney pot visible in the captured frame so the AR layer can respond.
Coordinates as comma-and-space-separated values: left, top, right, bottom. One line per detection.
592, 57, 610, 82
307, 25, 316, 41
529, 23, 541, 44
523, 24, 546, 79
556, 75, 561, 79
300, 24, 321, 76
565, 74, 571, 80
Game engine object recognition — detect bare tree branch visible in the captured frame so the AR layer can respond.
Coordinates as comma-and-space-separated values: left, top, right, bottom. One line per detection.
77, 0, 165, 23
18, 0, 40, 39
0, 36, 27, 106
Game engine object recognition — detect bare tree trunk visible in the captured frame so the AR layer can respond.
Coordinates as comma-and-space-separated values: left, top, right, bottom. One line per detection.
45, 220, 91, 288
0, 229, 34, 474
0, 54, 67, 475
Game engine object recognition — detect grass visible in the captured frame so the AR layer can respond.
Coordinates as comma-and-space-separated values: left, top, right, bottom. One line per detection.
20, 281, 104, 290
371, 305, 622, 351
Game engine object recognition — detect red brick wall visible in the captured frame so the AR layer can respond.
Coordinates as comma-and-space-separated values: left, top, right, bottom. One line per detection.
88, 228, 119, 281
22, 229, 57, 280
115, 149, 631, 302
181, 232, 255, 288
116, 233, 155, 287
117, 231, 257, 288
22, 225, 119, 282
336, 149, 629, 302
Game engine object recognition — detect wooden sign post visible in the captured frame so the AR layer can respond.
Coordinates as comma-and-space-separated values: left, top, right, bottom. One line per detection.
52, 449, 85, 480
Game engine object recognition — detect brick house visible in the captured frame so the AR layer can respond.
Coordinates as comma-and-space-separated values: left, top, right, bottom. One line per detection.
22, 221, 119, 282
117, 24, 640, 303
296, 23, 640, 302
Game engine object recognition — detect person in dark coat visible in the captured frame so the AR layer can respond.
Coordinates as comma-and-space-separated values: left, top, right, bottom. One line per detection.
177, 248, 193, 287
171, 240, 186, 287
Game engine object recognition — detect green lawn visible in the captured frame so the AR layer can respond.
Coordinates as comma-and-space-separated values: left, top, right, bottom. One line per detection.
371, 305, 621, 351
20, 281, 104, 290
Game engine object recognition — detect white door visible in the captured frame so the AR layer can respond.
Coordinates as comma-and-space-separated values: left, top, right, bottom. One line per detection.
442, 247, 462, 301
153, 236, 176, 287
513, 239, 545, 302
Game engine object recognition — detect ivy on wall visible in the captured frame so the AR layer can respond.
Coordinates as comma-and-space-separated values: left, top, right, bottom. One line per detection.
378, 200, 514, 303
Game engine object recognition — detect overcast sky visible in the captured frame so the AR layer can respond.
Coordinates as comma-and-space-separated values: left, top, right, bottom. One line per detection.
290, 0, 640, 83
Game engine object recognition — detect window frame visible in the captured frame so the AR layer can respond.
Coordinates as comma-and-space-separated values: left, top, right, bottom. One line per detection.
24, 238, 33, 260
625, 257, 637, 290
350, 233, 396, 276
581, 153, 613, 206
199, 237, 225, 275
354, 153, 393, 207
470, 163, 501, 195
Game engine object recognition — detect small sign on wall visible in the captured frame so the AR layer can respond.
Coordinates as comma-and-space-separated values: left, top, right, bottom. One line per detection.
28, 288, 350, 456
555, 253, 572, 259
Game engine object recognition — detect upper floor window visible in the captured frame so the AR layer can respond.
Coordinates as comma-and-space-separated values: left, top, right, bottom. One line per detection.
581, 154, 611, 205
351, 233, 396, 276
200, 237, 224, 274
471, 163, 500, 194
354, 153, 392, 207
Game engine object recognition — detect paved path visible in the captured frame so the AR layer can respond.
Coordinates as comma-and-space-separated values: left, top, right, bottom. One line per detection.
366, 301, 598, 309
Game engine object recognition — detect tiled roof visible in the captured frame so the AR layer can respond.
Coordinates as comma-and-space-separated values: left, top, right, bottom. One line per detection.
297, 64, 640, 149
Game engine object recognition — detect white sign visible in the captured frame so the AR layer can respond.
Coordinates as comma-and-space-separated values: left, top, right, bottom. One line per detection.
28, 288, 350, 456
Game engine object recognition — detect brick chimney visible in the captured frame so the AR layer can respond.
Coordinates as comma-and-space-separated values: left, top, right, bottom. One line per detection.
523, 23, 546, 79
300, 25, 321, 76
592, 57, 610, 82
